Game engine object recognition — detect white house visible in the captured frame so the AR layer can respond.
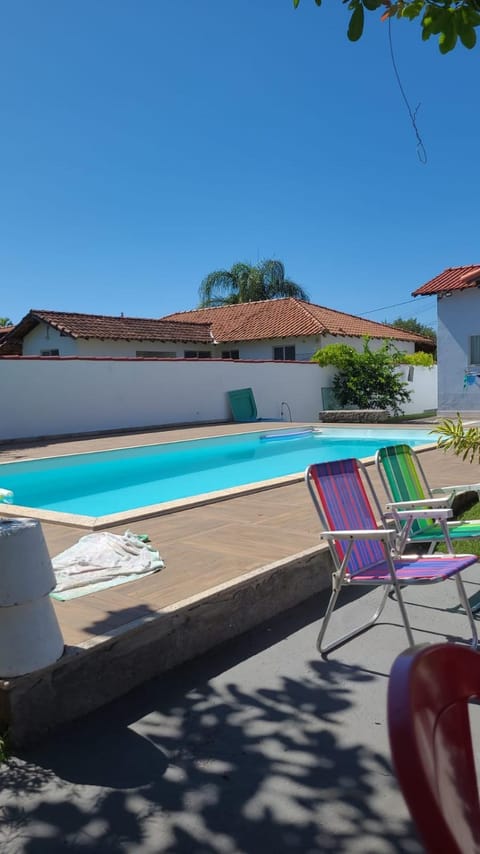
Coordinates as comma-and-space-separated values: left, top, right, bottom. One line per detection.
413, 265, 480, 416
1, 300, 434, 361
161, 298, 433, 361
0, 310, 214, 358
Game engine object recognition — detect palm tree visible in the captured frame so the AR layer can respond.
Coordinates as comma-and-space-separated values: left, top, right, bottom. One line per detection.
0, 317, 12, 327
198, 260, 309, 307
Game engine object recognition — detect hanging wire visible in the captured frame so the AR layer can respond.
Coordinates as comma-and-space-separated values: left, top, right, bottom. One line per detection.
361, 295, 434, 315
388, 16, 428, 164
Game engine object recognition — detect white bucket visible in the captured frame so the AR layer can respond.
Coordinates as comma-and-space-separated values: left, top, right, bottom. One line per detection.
0, 518, 64, 677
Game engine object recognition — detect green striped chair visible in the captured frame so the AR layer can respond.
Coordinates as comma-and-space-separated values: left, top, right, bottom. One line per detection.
376, 444, 480, 553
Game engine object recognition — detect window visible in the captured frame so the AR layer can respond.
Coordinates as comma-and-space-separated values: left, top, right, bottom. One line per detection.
221, 350, 239, 360
40, 349, 60, 356
184, 350, 211, 359
470, 336, 480, 365
273, 345, 296, 361
136, 350, 176, 358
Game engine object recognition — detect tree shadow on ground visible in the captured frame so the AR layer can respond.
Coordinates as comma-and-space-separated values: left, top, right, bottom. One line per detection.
0, 597, 421, 853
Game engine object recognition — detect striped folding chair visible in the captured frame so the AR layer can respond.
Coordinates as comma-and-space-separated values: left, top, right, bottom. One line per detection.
305, 458, 478, 656
376, 443, 480, 553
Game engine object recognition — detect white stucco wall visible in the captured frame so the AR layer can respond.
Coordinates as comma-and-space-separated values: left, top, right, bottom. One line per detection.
436, 289, 480, 415
0, 358, 325, 441
397, 365, 437, 414
0, 354, 436, 442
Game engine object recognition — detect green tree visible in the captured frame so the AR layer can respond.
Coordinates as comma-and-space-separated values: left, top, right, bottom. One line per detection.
0, 317, 12, 327
390, 316, 436, 342
312, 338, 411, 414
198, 260, 309, 308
293, 0, 480, 53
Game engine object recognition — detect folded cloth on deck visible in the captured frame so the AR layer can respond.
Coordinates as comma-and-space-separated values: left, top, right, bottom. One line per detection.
52, 530, 164, 594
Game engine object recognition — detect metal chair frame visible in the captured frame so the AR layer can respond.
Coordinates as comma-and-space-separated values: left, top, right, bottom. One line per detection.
305, 458, 478, 656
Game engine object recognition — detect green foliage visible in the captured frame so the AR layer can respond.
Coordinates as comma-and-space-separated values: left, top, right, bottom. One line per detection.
311, 337, 411, 414
0, 317, 12, 327
394, 351, 435, 367
431, 413, 480, 463
198, 260, 309, 307
390, 316, 436, 342
293, 0, 480, 53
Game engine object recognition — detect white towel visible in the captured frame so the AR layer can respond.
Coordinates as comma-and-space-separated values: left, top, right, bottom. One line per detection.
52, 530, 164, 593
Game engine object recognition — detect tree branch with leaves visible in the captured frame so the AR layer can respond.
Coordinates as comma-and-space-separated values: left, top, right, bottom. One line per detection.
293, 0, 480, 53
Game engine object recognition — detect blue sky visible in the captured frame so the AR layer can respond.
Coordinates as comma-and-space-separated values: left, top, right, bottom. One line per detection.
1, 1, 478, 329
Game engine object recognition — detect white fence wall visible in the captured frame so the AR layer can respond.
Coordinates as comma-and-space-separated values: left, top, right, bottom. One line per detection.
397, 365, 438, 415
0, 358, 437, 442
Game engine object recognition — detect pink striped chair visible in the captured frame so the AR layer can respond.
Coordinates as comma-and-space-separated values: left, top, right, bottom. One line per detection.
305, 458, 478, 656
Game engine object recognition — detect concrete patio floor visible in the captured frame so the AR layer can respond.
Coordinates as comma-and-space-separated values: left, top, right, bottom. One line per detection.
3, 564, 480, 853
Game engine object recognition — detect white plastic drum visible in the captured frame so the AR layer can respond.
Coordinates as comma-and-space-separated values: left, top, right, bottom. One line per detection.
0, 518, 64, 677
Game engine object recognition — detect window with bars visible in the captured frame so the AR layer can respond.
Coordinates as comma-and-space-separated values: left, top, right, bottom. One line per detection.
40, 349, 60, 356
184, 350, 211, 359
136, 350, 176, 358
221, 350, 239, 359
273, 345, 296, 361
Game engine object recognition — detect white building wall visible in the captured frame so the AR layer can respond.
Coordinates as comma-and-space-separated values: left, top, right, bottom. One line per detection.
21, 325, 417, 360
435, 289, 480, 416
216, 335, 415, 361
22, 324, 209, 358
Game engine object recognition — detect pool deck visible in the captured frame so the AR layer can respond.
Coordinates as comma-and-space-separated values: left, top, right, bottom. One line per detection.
1, 419, 476, 746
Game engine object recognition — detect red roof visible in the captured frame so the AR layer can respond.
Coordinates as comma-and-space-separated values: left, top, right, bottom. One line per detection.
162, 298, 433, 344
1, 310, 213, 346
413, 266, 480, 296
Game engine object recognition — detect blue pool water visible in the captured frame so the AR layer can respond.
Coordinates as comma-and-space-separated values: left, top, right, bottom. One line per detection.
0, 426, 434, 517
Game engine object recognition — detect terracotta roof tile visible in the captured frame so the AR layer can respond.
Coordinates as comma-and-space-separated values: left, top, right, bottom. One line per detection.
413, 266, 480, 296
161, 298, 432, 344
3, 310, 213, 345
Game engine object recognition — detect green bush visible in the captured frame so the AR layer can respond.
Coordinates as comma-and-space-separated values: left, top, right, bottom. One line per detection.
395, 351, 435, 368
311, 337, 411, 415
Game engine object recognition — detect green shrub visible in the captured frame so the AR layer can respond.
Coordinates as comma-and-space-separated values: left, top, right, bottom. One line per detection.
395, 351, 435, 367
311, 337, 411, 415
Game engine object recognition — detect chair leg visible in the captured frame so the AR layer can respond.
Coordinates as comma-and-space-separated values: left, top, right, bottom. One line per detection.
454, 574, 479, 649
317, 585, 391, 656
392, 583, 415, 648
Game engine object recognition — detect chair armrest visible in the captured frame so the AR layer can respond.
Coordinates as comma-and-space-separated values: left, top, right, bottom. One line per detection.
321, 528, 397, 542
386, 498, 450, 510
394, 508, 452, 521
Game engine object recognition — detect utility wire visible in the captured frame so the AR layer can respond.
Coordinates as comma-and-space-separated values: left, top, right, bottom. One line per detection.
360, 295, 434, 316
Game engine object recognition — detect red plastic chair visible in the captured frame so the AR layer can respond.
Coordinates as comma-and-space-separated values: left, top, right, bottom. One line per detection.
388, 643, 480, 854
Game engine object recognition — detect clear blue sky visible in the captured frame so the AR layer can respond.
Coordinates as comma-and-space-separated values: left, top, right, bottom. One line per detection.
1, 1, 478, 330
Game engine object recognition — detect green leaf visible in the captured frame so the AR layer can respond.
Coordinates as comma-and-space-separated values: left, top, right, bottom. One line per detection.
439, 18, 457, 53
363, 0, 379, 11
348, 3, 364, 40
459, 22, 476, 47
293, 0, 300, 8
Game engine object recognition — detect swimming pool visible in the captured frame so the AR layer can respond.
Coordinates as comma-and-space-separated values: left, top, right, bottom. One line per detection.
0, 425, 434, 527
